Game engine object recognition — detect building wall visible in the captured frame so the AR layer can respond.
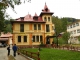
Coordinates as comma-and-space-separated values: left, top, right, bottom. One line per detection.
42, 14, 54, 44
12, 15, 55, 45
67, 21, 80, 44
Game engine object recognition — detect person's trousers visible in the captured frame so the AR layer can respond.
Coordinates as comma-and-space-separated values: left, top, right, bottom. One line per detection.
8, 50, 10, 56
13, 51, 16, 57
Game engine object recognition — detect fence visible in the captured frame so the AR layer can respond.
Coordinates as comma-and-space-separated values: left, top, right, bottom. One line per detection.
18, 49, 40, 60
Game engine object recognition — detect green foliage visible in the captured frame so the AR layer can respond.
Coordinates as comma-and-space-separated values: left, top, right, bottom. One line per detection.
52, 16, 77, 36
62, 32, 70, 44
58, 37, 65, 45
61, 18, 68, 31
53, 37, 65, 45
4, 20, 12, 33
0, 8, 5, 32
0, 0, 30, 33
78, 36, 80, 41
52, 16, 63, 35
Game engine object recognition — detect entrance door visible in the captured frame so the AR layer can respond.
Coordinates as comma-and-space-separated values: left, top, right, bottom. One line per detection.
46, 37, 50, 44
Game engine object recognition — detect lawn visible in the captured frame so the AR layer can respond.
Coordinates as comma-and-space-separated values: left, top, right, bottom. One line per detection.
22, 48, 80, 60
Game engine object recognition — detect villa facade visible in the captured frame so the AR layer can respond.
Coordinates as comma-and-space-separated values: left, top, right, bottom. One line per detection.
11, 3, 55, 46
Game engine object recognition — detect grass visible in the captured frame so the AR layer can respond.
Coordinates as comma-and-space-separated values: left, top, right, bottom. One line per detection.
21, 48, 80, 60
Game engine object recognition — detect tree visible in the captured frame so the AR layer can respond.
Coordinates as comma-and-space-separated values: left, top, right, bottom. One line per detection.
0, 0, 31, 33
0, 5, 5, 32
4, 20, 12, 33
52, 16, 63, 35
61, 18, 68, 32
62, 32, 70, 44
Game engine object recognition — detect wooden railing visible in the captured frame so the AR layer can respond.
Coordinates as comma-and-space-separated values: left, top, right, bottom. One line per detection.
18, 49, 40, 60
52, 45, 80, 51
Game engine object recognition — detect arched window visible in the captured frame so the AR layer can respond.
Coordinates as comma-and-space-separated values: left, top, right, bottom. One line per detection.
48, 17, 50, 22
44, 17, 47, 21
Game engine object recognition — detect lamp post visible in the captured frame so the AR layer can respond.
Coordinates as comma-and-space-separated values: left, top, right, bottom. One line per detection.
54, 28, 58, 47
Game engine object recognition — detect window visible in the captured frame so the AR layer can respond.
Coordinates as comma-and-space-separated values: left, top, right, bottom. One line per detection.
24, 36, 27, 42
77, 29, 80, 33
76, 23, 79, 26
46, 24, 50, 32
73, 24, 75, 27
70, 25, 72, 28
38, 24, 41, 30
34, 24, 37, 30
74, 30, 76, 34
48, 17, 50, 21
40, 35, 43, 42
20, 24, 24, 32
33, 36, 35, 42
18, 36, 21, 42
20, 17, 24, 21
36, 36, 39, 42
44, 17, 47, 21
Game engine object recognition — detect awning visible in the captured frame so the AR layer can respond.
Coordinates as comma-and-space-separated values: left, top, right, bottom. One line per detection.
0, 38, 9, 41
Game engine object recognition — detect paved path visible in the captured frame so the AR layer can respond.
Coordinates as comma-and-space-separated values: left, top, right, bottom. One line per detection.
0, 48, 8, 60
0, 47, 29, 60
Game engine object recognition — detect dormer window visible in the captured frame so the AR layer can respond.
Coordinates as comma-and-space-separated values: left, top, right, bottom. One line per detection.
44, 17, 47, 21
20, 17, 24, 21
33, 16, 38, 21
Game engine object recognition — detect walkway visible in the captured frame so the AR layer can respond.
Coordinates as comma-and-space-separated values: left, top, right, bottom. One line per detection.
0, 47, 29, 60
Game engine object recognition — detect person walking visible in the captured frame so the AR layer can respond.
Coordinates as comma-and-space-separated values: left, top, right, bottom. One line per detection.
7, 45, 10, 56
12, 44, 18, 57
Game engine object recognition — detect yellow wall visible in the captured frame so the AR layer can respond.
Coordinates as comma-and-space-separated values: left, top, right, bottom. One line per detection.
12, 14, 55, 45
14, 34, 29, 45
42, 14, 55, 44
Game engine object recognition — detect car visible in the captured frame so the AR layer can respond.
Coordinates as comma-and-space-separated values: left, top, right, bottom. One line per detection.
3, 43, 7, 47
0, 43, 4, 47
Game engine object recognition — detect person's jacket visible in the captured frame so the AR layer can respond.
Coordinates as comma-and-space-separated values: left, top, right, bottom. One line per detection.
12, 45, 17, 51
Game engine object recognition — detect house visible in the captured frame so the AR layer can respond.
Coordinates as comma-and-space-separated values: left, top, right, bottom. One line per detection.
67, 20, 80, 44
0, 32, 13, 45
11, 3, 55, 46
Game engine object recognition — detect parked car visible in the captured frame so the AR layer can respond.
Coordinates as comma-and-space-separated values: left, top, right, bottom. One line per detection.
0, 43, 4, 47
3, 43, 7, 47
0, 43, 7, 47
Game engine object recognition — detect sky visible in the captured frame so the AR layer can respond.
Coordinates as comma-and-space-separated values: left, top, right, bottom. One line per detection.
6, 0, 80, 19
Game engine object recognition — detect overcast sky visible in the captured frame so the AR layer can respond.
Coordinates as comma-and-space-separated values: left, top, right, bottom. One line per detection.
6, 0, 80, 19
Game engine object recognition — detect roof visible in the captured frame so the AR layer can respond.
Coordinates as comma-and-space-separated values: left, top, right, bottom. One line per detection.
40, 2, 54, 16
11, 13, 45, 23
11, 3, 53, 23
0, 32, 13, 38
0, 38, 9, 41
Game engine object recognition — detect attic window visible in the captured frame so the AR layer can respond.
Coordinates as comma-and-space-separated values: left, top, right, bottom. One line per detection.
33, 17, 38, 20
20, 17, 24, 21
